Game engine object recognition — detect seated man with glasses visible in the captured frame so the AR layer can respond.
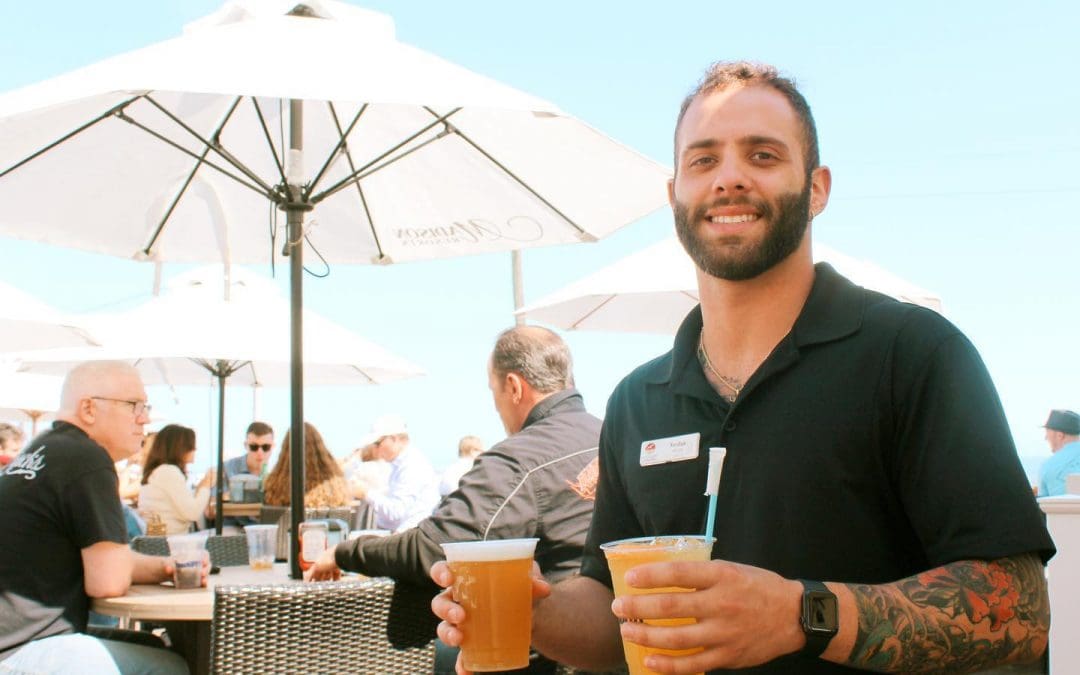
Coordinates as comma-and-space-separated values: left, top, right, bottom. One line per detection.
214, 421, 275, 527
0, 360, 194, 674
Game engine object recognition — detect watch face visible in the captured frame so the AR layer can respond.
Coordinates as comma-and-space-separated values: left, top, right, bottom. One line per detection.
805, 591, 839, 634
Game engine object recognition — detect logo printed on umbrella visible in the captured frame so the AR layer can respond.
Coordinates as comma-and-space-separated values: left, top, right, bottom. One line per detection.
396, 216, 545, 247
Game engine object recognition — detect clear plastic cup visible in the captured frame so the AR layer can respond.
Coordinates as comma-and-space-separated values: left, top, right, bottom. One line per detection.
601, 535, 715, 675
440, 538, 539, 672
244, 524, 277, 570
167, 534, 207, 589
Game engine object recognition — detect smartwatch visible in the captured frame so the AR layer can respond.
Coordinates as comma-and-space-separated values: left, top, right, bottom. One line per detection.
798, 579, 838, 657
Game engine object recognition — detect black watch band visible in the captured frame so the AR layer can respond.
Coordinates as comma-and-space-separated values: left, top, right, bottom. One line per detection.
798, 579, 838, 658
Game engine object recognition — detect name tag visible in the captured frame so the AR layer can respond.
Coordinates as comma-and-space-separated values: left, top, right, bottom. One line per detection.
640, 432, 700, 467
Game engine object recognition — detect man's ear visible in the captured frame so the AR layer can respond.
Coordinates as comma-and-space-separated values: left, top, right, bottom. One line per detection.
77, 397, 97, 425
506, 372, 525, 405
809, 165, 832, 218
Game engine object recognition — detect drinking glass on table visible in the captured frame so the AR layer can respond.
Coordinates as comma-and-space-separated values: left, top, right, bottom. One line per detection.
298, 521, 329, 572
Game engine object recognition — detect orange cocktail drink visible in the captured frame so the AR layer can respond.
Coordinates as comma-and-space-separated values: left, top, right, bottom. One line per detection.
601, 535, 715, 675
441, 538, 539, 672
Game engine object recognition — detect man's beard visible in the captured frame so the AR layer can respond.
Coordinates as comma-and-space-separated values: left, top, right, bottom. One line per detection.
673, 181, 812, 281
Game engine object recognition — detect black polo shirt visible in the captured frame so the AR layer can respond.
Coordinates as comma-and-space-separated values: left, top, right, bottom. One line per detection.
581, 264, 1053, 674
0, 421, 127, 658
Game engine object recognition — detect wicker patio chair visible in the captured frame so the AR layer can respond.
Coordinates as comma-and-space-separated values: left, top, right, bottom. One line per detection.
210, 577, 437, 674
130, 535, 169, 557
206, 534, 249, 567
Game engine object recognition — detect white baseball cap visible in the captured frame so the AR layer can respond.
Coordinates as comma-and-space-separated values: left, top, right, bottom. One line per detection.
359, 414, 408, 447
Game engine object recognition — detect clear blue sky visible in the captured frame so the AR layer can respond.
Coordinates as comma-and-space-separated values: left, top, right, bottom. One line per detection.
1, 1, 1077, 480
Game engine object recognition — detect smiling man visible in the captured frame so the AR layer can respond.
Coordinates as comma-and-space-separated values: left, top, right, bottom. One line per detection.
0, 361, 189, 674
433, 62, 1054, 674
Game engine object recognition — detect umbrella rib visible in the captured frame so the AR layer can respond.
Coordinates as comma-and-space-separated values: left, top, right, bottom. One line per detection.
143, 101, 249, 256
323, 102, 386, 260
191, 357, 252, 378
115, 108, 270, 199
307, 102, 368, 196
0, 95, 141, 180
430, 109, 586, 236
348, 365, 377, 385
250, 97, 289, 190
569, 295, 618, 330
142, 94, 276, 196
309, 107, 463, 204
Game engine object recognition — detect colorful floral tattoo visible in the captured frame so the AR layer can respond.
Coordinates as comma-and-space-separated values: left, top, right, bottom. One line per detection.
845, 553, 1048, 673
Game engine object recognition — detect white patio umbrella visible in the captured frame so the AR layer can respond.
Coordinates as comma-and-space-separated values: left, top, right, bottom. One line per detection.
0, 0, 669, 573
15, 264, 424, 532
0, 280, 99, 352
0, 370, 61, 436
516, 237, 944, 334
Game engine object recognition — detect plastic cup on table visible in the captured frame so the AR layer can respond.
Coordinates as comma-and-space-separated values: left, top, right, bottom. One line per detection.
167, 534, 207, 589
440, 538, 539, 672
600, 535, 715, 675
244, 524, 277, 570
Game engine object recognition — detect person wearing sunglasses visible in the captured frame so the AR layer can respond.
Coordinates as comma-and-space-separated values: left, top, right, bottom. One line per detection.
216, 421, 274, 527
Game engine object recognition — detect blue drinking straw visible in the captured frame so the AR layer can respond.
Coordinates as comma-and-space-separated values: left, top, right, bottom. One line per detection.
704, 447, 727, 541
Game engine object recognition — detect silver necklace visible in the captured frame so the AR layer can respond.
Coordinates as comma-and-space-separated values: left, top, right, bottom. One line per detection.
697, 329, 743, 398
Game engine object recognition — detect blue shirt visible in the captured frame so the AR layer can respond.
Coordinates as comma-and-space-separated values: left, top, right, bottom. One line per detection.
1039, 440, 1080, 497
366, 445, 438, 532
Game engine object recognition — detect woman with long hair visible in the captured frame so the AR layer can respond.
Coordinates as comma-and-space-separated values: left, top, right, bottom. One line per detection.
138, 424, 215, 534
262, 422, 349, 507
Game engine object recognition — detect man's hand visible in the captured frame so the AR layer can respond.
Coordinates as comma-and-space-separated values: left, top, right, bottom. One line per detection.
611, 559, 804, 673
304, 546, 341, 582
430, 559, 551, 675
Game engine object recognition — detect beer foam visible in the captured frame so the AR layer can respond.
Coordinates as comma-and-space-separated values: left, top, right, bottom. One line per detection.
441, 538, 539, 562
600, 535, 714, 554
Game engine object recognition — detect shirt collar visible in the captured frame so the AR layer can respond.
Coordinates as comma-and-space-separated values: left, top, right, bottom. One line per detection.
656, 262, 865, 396
522, 388, 586, 430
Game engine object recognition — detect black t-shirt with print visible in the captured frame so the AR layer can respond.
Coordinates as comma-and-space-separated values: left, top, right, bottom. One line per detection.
0, 421, 127, 658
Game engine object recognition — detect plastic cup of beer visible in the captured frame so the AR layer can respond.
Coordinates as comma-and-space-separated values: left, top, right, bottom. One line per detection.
600, 535, 715, 675
244, 524, 277, 570
440, 538, 539, 672
166, 534, 207, 589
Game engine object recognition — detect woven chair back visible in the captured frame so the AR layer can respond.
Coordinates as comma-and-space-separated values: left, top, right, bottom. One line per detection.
210, 577, 436, 673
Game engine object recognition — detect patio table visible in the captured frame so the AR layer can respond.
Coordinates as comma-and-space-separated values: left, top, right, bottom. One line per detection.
220, 502, 262, 519
92, 563, 296, 674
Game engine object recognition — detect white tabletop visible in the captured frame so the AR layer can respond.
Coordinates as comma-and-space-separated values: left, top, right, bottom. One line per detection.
91, 563, 296, 622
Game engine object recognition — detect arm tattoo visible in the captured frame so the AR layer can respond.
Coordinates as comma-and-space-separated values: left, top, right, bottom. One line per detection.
845, 553, 1048, 673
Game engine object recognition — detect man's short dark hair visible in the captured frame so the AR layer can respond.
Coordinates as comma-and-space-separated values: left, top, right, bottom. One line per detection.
246, 421, 273, 437
491, 326, 573, 395
675, 61, 819, 175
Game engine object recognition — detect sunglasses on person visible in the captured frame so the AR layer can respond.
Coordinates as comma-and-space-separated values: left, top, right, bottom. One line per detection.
247, 443, 273, 452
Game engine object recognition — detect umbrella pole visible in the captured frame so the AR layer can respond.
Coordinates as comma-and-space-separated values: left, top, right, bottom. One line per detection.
512, 250, 525, 326
286, 98, 307, 580
215, 371, 225, 535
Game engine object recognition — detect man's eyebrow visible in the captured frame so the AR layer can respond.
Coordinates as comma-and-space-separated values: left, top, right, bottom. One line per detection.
743, 134, 790, 151
681, 135, 791, 155
683, 138, 719, 153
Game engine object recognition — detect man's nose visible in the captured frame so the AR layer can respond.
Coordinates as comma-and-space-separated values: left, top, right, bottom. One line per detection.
710, 157, 749, 194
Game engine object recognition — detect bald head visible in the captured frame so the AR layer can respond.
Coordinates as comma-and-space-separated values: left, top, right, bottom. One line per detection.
57, 361, 148, 461
59, 361, 142, 415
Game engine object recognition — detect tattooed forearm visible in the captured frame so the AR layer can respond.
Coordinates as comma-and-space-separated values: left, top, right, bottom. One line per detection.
844, 553, 1048, 673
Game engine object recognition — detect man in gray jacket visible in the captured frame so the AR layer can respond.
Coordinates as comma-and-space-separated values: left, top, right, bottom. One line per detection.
306, 325, 601, 670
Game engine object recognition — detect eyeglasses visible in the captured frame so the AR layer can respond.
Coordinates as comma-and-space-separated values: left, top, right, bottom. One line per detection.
247, 443, 273, 453
91, 397, 152, 417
